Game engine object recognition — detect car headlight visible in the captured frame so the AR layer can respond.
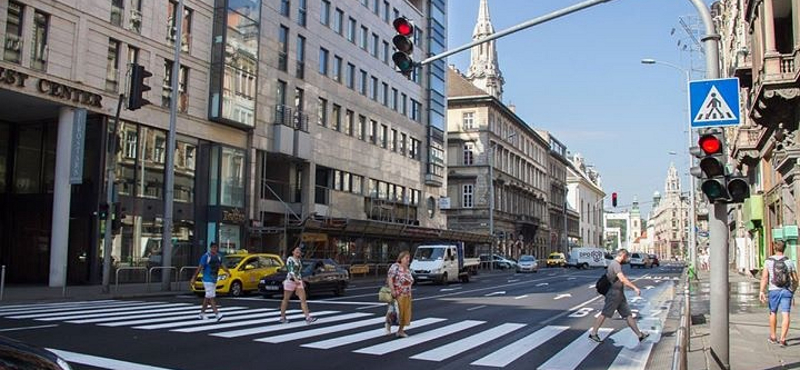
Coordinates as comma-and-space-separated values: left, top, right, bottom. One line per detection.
259, 279, 265, 284
217, 274, 229, 281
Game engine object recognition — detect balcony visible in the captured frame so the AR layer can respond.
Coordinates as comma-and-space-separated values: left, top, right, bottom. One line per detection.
752, 50, 800, 126
272, 105, 310, 159
730, 126, 763, 163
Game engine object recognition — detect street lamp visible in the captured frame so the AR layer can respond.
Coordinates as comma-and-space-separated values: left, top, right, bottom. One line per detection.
642, 58, 697, 269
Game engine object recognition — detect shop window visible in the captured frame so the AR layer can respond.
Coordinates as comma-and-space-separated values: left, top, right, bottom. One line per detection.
167, 1, 192, 52
30, 10, 48, 71
220, 147, 245, 207
4, 2, 23, 64
139, 127, 166, 199
13, 125, 43, 193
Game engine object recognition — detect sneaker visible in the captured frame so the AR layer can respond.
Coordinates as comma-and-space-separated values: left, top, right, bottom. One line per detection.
385, 322, 392, 335
639, 332, 650, 342
768, 337, 778, 344
197, 314, 205, 320
779, 340, 788, 347
215, 313, 223, 322
279, 317, 288, 324
396, 332, 408, 338
305, 316, 318, 324
588, 333, 603, 343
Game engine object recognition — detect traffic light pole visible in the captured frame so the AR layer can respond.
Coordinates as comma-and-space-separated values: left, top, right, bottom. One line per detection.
102, 94, 124, 293
688, 0, 729, 369
417, 0, 613, 67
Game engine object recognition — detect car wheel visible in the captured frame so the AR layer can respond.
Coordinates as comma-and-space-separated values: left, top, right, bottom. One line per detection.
230, 281, 243, 297
334, 282, 345, 296
441, 272, 449, 285
581, 263, 589, 269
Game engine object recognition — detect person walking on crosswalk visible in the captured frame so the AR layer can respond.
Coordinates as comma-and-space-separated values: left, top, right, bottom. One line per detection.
759, 240, 797, 347
386, 250, 414, 338
279, 246, 317, 324
191, 242, 231, 321
589, 248, 649, 343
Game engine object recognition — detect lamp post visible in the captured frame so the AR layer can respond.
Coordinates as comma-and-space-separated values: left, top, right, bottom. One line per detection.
641, 58, 697, 271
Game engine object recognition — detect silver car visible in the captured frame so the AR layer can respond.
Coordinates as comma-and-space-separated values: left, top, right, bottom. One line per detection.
516, 255, 538, 273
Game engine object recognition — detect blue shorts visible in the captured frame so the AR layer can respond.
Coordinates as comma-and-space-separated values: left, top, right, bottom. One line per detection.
768, 289, 793, 313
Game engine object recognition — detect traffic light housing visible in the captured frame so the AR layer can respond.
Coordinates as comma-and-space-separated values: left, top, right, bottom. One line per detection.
128, 63, 152, 110
612, 192, 618, 207
98, 203, 109, 220
111, 202, 125, 233
391, 17, 415, 77
726, 172, 750, 203
691, 128, 729, 203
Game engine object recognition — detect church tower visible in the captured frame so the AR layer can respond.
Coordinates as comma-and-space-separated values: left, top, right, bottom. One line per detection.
466, 0, 505, 100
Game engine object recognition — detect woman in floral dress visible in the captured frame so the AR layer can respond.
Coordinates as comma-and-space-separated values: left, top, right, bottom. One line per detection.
386, 250, 414, 338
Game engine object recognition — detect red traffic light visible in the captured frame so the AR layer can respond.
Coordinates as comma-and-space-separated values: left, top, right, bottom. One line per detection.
698, 135, 722, 155
393, 17, 413, 37
612, 192, 618, 207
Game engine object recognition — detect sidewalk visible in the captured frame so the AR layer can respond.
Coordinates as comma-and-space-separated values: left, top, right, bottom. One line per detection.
688, 269, 800, 370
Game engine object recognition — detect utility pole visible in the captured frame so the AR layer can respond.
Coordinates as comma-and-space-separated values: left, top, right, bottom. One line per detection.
687, 1, 728, 369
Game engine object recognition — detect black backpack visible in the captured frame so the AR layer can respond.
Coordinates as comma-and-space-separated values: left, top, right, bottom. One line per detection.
596, 273, 613, 295
770, 257, 792, 288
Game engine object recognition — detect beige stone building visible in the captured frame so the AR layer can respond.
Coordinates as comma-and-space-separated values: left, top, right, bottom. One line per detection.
0, 0, 482, 285
648, 164, 689, 259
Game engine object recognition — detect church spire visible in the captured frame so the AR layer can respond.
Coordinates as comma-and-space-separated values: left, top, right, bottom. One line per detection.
466, 0, 504, 100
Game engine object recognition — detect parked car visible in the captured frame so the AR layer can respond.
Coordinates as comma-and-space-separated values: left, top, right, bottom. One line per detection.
479, 254, 517, 270
190, 253, 284, 297
629, 252, 652, 268
259, 258, 350, 298
0, 335, 73, 370
546, 252, 567, 267
649, 254, 660, 267
516, 255, 538, 273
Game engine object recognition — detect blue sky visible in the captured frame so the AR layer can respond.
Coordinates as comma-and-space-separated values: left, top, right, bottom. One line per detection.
446, 0, 711, 217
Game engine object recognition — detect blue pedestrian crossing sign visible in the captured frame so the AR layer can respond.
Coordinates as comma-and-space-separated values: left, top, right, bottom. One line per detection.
689, 78, 741, 128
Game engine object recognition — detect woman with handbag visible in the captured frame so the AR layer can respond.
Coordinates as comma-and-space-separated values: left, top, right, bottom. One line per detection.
385, 250, 414, 338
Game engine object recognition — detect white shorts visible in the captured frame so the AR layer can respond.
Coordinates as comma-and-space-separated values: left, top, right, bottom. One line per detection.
203, 282, 217, 298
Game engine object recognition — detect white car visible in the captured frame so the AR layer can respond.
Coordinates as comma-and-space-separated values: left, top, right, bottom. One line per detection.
629, 252, 652, 268
516, 255, 538, 273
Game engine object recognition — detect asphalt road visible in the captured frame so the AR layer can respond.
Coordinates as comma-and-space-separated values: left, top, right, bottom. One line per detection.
0, 262, 683, 370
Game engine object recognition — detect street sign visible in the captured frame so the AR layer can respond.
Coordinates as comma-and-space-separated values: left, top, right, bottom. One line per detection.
689, 78, 741, 128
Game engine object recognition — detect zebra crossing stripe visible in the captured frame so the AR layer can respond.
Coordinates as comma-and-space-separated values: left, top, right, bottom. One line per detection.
537, 328, 613, 370
410, 323, 526, 362
8, 302, 162, 319
35, 303, 193, 321
302, 318, 446, 350
68, 306, 218, 324
470, 325, 569, 368
255, 317, 387, 344
213, 312, 372, 339
100, 307, 257, 327
133, 307, 278, 330
0, 300, 119, 313
3, 301, 147, 317
354, 320, 485, 355
609, 341, 653, 370
172, 310, 337, 334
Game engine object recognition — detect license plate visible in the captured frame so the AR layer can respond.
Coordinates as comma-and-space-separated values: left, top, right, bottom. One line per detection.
417, 276, 428, 280
263, 286, 279, 290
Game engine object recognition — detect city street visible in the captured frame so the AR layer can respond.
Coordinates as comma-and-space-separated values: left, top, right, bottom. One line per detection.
0, 263, 683, 370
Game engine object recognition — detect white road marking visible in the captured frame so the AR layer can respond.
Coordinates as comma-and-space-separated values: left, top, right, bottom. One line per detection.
100, 307, 254, 327
554, 294, 572, 300
256, 317, 386, 343
471, 325, 569, 367
514, 295, 528, 300
411, 323, 526, 362
0, 324, 59, 332
3, 301, 148, 317
507, 279, 520, 283
440, 287, 462, 292
131, 309, 278, 329
536, 283, 549, 287
8, 302, 175, 320
37, 304, 195, 321
484, 291, 506, 297
49, 349, 184, 370
467, 305, 487, 311
174, 311, 338, 333
301, 318, 445, 349
0, 300, 120, 313
212, 312, 370, 338
537, 328, 613, 370
354, 320, 485, 355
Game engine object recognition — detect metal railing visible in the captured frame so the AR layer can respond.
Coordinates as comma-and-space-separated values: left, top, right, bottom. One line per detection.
147, 266, 177, 291
178, 266, 198, 291
114, 267, 148, 293
672, 269, 691, 370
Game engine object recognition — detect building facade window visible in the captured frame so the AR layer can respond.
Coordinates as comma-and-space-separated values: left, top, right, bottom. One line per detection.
332, 55, 342, 82
331, 104, 341, 131
280, 0, 290, 16
347, 17, 356, 42
320, 0, 330, 26
297, 0, 307, 26
105, 39, 120, 92
399, 133, 406, 155
379, 124, 387, 148
371, 33, 379, 57
163, 60, 189, 113
463, 112, 475, 130
463, 184, 474, 208
344, 109, 353, 136
317, 97, 327, 126
463, 143, 474, 165
111, 0, 124, 26
345, 62, 355, 89
370, 76, 378, 100
3, 2, 23, 64
333, 8, 343, 34
167, 1, 192, 52
318, 47, 328, 75
296, 35, 305, 78
369, 120, 377, 144
30, 10, 49, 71
389, 129, 397, 152
278, 25, 289, 72
359, 26, 368, 49
357, 115, 366, 140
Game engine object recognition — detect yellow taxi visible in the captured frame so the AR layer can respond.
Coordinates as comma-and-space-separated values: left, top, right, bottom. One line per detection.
191, 253, 284, 297
546, 252, 567, 267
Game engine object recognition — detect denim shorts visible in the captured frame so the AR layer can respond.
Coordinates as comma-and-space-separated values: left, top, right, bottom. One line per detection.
768, 289, 793, 313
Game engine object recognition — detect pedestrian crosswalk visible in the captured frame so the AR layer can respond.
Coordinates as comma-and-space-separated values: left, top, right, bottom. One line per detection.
0, 300, 658, 369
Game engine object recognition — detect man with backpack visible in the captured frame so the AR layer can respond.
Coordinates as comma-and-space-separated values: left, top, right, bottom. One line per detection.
589, 248, 649, 343
759, 240, 798, 347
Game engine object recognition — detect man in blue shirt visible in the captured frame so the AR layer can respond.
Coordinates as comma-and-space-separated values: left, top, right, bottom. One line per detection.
191, 242, 231, 321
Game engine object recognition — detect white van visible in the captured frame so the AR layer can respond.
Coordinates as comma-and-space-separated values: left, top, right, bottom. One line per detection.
566, 247, 610, 269
410, 242, 479, 284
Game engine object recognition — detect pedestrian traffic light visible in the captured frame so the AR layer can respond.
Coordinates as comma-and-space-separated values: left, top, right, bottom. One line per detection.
612, 192, 618, 207
98, 203, 109, 220
391, 17, 415, 78
726, 172, 750, 203
691, 128, 729, 203
128, 63, 152, 111
111, 202, 125, 233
